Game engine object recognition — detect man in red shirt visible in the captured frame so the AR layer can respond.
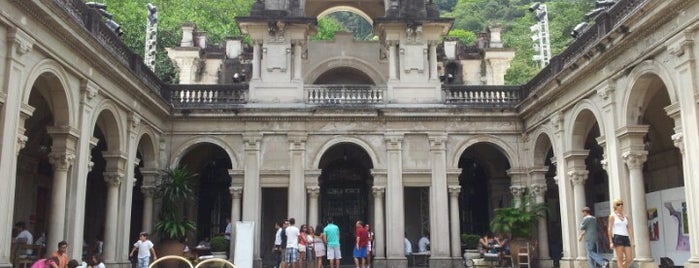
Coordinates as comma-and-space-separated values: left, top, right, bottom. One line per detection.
353, 221, 369, 268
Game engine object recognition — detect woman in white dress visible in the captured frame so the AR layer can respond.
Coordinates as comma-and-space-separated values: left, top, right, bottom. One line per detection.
608, 199, 634, 268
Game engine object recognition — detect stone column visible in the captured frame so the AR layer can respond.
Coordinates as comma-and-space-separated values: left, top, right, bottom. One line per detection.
140, 168, 159, 233
252, 41, 261, 80
384, 134, 405, 262
428, 133, 449, 261
373, 186, 386, 259
569, 169, 588, 260
141, 186, 156, 232
388, 42, 397, 80
242, 133, 262, 260
307, 186, 320, 226
293, 41, 303, 81
429, 41, 438, 81
47, 125, 79, 254
0, 28, 34, 266
618, 125, 652, 266
47, 151, 75, 253
530, 180, 551, 265
288, 133, 307, 221
666, 34, 699, 268
448, 185, 461, 258
229, 186, 242, 259
102, 172, 123, 262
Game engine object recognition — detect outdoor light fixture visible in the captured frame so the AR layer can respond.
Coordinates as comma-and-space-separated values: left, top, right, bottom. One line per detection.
571, 22, 589, 38
529, 2, 551, 68
144, 3, 158, 71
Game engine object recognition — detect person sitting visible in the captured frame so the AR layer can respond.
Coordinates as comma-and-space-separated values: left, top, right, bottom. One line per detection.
197, 237, 211, 249
418, 233, 430, 253
404, 234, 413, 256
479, 231, 498, 256
496, 233, 510, 255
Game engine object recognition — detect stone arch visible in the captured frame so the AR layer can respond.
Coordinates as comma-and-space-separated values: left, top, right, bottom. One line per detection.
317, 5, 374, 24
565, 100, 605, 151
451, 134, 518, 169
532, 130, 555, 166
136, 129, 159, 169
171, 136, 239, 169
91, 101, 125, 153
306, 1, 385, 21
305, 57, 386, 85
312, 136, 379, 169
23, 59, 75, 127
621, 60, 678, 126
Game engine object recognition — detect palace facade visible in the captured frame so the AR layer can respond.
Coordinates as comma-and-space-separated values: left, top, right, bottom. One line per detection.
1, 1, 699, 268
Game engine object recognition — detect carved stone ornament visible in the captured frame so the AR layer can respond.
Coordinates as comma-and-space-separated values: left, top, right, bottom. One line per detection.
307, 186, 320, 197
48, 152, 76, 171
567, 170, 589, 186
141, 185, 156, 197
9, 28, 34, 57
448, 185, 461, 196
103, 172, 124, 187
530, 183, 547, 196
622, 151, 648, 169
229, 186, 243, 198
372, 186, 385, 198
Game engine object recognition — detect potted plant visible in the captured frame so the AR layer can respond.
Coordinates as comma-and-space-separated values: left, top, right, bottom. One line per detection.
153, 167, 197, 261
209, 236, 228, 259
461, 233, 482, 266
489, 193, 546, 266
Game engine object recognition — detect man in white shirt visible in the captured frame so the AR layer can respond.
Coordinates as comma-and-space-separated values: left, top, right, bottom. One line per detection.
14, 221, 33, 245
418, 233, 430, 252
404, 234, 412, 256
285, 218, 300, 268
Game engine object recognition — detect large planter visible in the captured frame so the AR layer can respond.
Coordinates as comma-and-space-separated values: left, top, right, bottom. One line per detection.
157, 240, 187, 268
463, 249, 481, 267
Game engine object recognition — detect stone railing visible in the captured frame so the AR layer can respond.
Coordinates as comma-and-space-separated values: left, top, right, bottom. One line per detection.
306, 85, 386, 105
169, 84, 248, 108
442, 85, 522, 107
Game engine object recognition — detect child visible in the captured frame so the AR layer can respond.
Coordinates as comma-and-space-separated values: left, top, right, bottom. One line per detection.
130, 232, 157, 268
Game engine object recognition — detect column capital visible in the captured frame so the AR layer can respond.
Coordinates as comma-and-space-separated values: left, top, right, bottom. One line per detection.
448, 185, 461, 197
307, 186, 320, 197
510, 185, 526, 198
428, 133, 447, 151
141, 185, 156, 197
671, 133, 684, 154
243, 133, 262, 150
288, 132, 307, 151
8, 27, 34, 58
622, 151, 648, 169
16, 134, 28, 154
229, 186, 243, 198
530, 183, 547, 197
567, 169, 588, 186
103, 172, 124, 187
49, 151, 76, 171
384, 133, 403, 151
372, 186, 386, 198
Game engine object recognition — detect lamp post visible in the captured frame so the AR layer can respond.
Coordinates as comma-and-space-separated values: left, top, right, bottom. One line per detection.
529, 2, 551, 69
144, 3, 158, 71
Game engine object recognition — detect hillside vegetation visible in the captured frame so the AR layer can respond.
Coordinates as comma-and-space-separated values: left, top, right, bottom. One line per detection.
92, 0, 596, 84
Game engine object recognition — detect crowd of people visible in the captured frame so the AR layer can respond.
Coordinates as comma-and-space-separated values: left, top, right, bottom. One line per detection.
273, 217, 375, 268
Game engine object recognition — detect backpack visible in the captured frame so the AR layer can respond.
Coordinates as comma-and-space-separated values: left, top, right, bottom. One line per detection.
280, 227, 287, 247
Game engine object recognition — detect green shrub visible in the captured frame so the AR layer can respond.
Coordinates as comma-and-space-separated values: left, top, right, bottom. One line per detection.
210, 236, 227, 252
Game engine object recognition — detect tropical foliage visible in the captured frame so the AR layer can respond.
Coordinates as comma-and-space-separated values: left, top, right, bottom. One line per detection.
490, 194, 547, 238
154, 167, 197, 240
88, 0, 597, 84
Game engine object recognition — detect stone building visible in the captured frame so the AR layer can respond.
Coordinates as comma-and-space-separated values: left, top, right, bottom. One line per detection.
1, 1, 698, 268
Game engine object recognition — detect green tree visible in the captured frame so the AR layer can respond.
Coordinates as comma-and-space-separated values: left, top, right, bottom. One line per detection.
312, 17, 346, 41
85, 0, 252, 83
447, 29, 477, 45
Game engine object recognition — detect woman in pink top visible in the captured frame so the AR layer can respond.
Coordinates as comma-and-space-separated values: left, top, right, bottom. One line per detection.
298, 224, 309, 268
30, 257, 59, 268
